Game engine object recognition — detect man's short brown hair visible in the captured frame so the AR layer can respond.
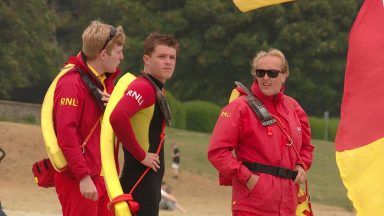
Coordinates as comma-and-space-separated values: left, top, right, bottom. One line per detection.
82, 20, 126, 60
143, 32, 179, 56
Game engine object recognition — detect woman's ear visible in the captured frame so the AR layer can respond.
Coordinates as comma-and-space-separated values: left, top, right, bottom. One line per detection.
282, 72, 288, 82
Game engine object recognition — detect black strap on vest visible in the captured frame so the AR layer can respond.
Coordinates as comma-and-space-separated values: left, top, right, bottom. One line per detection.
143, 74, 172, 127
76, 66, 105, 110
243, 161, 298, 180
234, 81, 276, 126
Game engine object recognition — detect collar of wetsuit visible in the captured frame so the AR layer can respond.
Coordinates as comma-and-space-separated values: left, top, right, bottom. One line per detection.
147, 74, 164, 89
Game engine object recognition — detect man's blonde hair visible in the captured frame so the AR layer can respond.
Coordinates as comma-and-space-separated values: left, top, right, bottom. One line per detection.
82, 20, 126, 60
251, 48, 289, 78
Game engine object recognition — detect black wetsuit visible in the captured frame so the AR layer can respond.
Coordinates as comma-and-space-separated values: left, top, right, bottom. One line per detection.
111, 75, 165, 216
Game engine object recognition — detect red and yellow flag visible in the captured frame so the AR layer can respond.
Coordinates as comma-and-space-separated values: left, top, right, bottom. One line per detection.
233, 0, 294, 12
336, 0, 384, 215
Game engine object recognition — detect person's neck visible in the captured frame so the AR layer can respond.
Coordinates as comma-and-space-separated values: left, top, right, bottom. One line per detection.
87, 59, 105, 76
142, 69, 165, 83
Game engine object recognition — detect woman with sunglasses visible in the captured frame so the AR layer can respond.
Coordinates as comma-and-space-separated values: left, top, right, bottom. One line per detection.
208, 49, 314, 216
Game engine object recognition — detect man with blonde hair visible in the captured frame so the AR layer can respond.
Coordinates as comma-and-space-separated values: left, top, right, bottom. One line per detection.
53, 20, 125, 216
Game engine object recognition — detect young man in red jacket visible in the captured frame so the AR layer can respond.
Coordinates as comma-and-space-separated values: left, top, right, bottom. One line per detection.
53, 20, 125, 216
110, 32, 179, 216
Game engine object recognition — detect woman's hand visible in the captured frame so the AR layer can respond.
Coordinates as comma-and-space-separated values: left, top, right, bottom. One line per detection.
246, 174, 259, 191
294, 164, 307, 184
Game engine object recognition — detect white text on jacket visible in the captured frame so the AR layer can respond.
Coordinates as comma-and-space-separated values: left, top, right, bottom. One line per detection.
126, 90, 144, 105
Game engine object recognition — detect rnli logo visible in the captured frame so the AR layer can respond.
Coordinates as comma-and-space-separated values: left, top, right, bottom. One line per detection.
221, 111, 231, 118
126, 90, 144, 106
59, 98, 78, 107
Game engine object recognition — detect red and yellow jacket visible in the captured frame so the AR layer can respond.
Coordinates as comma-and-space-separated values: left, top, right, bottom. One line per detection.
53, 52, 119, 181
208, 82, 314, 215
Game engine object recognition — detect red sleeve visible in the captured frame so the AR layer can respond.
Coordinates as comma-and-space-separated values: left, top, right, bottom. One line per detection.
54, 74, 89, 181
110, 79, 156, 162
207, 99, 252, 186
291, 99, 314, 170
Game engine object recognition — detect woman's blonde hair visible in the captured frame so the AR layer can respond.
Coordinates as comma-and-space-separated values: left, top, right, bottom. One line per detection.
251, 48, 289, 78
82, 20, 126, 60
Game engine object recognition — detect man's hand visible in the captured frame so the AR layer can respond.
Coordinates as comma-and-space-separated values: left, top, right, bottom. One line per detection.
79, 175, 98, 201
294, 164, 307, 184
246, 174, 259, 191
98, 89, 110, 106
140, 153, 160, 171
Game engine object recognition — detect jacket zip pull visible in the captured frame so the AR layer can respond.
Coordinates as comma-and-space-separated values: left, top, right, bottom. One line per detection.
267, 126, 273, 136
286, 137, 293, 146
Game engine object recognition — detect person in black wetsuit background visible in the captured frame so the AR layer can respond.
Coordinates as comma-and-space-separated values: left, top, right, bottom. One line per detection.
171, 143, 180, 179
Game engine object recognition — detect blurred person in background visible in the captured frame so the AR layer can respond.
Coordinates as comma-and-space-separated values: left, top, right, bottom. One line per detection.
171, 143, 180, 179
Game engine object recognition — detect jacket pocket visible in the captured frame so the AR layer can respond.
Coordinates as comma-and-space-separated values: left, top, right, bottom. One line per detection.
247, 173, 265, 197
232, 175, 251, 206
232, 173, 267, 209
247, 174, 279, 213
245, 174, 262, 193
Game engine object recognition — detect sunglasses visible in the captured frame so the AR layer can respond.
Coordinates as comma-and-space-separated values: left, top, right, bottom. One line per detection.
255, 69, 283, 78
100, 26, 117, 51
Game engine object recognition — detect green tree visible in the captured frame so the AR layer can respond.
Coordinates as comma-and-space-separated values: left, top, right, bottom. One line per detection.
276, 0, 359, 115
0, 0, 64, 102
111, 0, 361, 116
50, 0, 131, 68
1, 0, 364, 117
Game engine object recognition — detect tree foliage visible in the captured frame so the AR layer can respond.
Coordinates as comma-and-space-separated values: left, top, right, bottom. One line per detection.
0, 0, 64, 102
0, 0, 363, 116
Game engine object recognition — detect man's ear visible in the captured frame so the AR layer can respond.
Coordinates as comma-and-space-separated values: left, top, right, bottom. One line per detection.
143, 55, 149, 66
99, 49, 108, 60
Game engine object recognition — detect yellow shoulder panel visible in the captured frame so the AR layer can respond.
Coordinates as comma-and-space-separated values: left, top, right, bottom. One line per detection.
130, 105, 154, 152
229, 88, 241, 103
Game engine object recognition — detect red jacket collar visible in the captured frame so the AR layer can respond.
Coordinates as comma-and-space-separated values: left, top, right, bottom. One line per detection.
250, 80, 285, 105
66, 52, 121, 80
